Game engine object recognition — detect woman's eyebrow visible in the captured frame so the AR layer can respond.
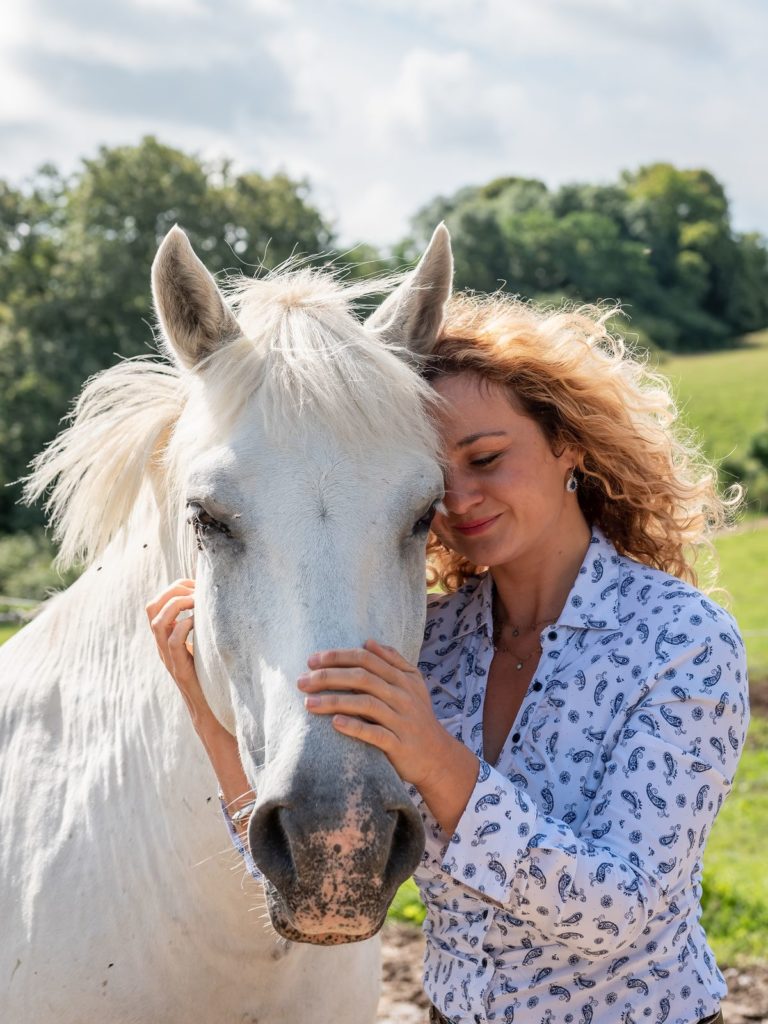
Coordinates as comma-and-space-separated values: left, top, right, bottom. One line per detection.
455, 431, 508, 448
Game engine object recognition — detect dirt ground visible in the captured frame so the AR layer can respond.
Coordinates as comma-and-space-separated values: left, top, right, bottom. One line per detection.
377, 923, 768, 1023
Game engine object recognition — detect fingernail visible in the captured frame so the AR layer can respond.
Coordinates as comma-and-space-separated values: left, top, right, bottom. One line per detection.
304, 695, 320, 708
297, 674, 310, 688
307, 653, 321, 668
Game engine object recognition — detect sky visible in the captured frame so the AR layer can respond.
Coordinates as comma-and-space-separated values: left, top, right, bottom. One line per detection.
1, 0, 765, 247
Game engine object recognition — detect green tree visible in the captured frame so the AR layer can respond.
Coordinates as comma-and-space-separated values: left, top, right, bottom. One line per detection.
0, 137, 333, 531
404, 163, 768, 354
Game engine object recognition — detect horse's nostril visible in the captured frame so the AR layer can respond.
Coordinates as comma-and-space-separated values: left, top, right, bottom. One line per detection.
249, 803, 295, 891
382, 807, 425, 892
249, 794, 425, 911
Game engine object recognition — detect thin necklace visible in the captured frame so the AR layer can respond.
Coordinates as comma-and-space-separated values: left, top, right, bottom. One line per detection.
492, 595, 559, 671
492, 633, 541, 671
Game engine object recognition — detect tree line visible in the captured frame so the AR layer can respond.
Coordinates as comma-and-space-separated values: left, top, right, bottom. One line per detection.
1, 136, 767, 534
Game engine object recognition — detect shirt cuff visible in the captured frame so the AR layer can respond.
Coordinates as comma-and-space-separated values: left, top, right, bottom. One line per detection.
220, 797, 263, 881
439, 759, 536, 903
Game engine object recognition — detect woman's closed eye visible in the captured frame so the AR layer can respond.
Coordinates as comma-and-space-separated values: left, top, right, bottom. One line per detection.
469, 452, 503, 468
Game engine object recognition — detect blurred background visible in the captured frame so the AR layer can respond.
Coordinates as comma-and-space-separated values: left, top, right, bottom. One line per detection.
1, 1, 766, 1015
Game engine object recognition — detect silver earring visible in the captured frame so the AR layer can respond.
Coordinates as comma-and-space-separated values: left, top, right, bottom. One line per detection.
566, 469, 578, 493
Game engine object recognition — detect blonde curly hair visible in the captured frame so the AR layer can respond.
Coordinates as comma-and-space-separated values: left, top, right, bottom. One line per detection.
424, 293, 738, 593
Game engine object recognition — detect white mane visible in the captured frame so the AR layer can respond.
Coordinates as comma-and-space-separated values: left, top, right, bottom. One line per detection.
24, 265, 440, 570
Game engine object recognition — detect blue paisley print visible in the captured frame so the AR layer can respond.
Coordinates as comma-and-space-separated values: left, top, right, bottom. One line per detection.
412, 529, 748, 1024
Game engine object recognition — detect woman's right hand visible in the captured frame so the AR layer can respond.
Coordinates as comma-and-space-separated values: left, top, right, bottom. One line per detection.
146, 579, 253, 815
145, 578, 212, 729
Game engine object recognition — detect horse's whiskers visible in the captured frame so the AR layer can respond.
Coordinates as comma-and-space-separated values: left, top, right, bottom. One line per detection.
223, 788, 257, 812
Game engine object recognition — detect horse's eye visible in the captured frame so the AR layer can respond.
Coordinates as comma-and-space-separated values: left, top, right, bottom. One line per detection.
412, 502, 438, 537
186, 504, 232, 550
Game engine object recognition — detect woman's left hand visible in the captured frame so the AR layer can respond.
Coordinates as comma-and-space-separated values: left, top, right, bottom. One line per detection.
298, 639, 454, 791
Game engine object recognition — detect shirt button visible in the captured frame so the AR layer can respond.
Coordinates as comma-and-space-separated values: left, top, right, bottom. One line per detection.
532, 681, 543, 691
547, 630, 558, 641
511, 731, 521, 744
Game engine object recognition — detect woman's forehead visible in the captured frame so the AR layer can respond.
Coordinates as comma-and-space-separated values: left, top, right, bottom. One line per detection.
432, 373, 531, 440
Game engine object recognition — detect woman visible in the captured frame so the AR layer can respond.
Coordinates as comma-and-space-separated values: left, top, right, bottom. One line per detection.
148, 293, 747, 1024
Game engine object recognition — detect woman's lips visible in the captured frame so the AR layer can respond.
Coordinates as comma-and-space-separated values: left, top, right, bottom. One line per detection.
452, 514, 501, 537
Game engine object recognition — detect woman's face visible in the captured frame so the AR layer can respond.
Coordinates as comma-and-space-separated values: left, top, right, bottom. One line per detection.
431, 372, 583, 569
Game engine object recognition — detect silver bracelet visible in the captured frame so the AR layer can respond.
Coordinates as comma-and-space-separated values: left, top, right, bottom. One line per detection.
230, 800, 257, 825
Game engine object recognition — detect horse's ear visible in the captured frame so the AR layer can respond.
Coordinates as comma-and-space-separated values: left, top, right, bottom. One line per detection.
152, 226, 240, 370
366, 223, 453, 359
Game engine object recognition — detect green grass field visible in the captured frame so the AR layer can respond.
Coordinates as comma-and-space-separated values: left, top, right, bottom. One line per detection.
700, 715, 768, 963
660, 329, 768, 465
0, 623, 19, 645
715, 524, 768, 682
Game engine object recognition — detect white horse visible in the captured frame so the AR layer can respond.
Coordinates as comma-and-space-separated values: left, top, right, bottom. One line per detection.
0, 224, 452, 1023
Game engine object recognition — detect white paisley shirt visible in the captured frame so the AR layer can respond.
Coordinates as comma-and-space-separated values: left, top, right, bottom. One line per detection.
411, 528, 749, 1024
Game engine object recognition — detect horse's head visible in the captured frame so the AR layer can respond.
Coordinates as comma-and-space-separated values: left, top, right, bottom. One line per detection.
152, 227, 452, 943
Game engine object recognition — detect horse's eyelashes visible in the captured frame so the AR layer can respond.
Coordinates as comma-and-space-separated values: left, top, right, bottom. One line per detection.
186, 503, 233, 547
412, 502, 438, 537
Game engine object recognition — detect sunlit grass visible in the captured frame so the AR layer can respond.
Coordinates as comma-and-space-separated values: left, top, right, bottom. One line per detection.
701, 715, 768, 963
0, 622, 20, 645
660, 329, 768, 466
715, 524, 768, 681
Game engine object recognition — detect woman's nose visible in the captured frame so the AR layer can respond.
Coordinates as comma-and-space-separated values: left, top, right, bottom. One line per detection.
442, 481, 483, 516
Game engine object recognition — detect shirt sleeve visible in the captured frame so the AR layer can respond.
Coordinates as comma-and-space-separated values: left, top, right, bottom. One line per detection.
408, 783, 453, 872
436, 625, 749, 957
220, 797, 263, 881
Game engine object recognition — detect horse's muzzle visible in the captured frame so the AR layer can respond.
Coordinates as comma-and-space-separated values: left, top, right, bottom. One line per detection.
248, 792, 424, 942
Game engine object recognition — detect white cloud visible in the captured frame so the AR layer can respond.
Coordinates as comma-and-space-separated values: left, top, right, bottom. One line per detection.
131, 0, 208, 15
0, 0, 764, 247
359, 0, 725, 58
367, 49, 522, 152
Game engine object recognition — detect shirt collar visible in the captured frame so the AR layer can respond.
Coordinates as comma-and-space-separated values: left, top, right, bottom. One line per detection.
448, 526, 622, 640
557, 526, 622, 630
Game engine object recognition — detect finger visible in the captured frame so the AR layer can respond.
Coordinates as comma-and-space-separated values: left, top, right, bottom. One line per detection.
306, 647, 404, 688
145, 579, 195, 620
298, 667, 406, 712
150, 594, 195, 641
163, 616, 195, 671
304, 691, 400, 729
151, 604, 195, 680
168, 614, 194, 649
166, 618, 203, 691
146, 578, 195, 612
330, 715, 397, 756
363, 638, 419, 675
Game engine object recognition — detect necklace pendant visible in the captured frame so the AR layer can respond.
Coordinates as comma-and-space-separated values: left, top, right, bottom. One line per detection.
516, 661, 524, 671
512, 628, 519, 637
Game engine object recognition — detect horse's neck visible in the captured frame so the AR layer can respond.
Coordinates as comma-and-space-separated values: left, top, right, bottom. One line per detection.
38, 527, 264, 923
25, 514, 209, 816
